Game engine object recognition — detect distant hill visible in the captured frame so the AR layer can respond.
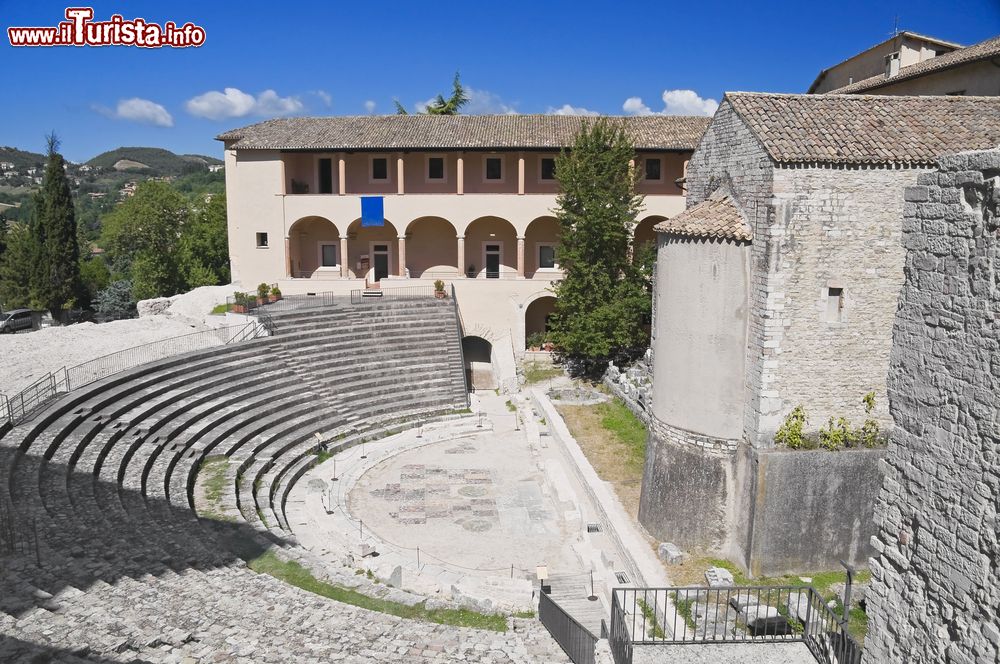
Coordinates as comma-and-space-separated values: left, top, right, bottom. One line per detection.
0, 146, 47, 170
86, 147, 223, 175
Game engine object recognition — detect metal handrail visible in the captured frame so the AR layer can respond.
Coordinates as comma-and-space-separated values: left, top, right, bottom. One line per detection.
539, 588, 597, 664
349, 285, 435, 304
451, 282, 470, 403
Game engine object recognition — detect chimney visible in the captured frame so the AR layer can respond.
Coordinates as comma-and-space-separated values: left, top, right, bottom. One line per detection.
885, 52, 901, 78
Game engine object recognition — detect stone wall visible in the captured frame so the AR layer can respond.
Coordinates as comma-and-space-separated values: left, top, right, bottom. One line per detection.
865, 149, 1000, 663
756, 165, 927, 443
603, 350, 653, 425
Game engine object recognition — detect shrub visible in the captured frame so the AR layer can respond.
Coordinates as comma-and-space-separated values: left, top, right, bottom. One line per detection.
859, 391, 884, 447
270, 285, 282, 298
93, 279, 136, 319
433, 279, 445, 292
526, 331, 548, 349
819, 416, 857, 451
774, 406, 810, 449
257, 282, 270, 299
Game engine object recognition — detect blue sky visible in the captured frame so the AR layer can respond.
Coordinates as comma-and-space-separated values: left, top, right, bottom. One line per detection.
1, 0, 998, 162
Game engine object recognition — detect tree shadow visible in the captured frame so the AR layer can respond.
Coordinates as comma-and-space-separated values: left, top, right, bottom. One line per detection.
0, 635, 130, 663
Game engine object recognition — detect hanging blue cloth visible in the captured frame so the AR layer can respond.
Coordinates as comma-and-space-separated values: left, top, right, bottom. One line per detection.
361, 196, 384, 227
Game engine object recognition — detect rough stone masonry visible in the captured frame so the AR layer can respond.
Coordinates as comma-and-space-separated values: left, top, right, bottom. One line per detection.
865, 148, 1000, 663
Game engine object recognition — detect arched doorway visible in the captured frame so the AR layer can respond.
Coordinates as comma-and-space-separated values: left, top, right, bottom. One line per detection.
524, 216, 560, 278
346, 218, 399, 282
462, 216, 517, 278
524, 296, 556, 349
633, 216, 665, 261
405, 217, 459, 278
288, 216, 340, 278
462, 336, 495, 390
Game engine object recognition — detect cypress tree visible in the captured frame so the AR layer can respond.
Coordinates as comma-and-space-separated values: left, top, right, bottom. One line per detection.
33, 133, 82, 322
549, 119, 649, 375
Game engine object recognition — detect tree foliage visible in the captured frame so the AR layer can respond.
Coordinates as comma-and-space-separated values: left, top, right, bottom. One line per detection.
31, 133, 83, 320
395, 72, 469, 115
101, 181, 188, 301
548, 120, 649, 373
0, 222, 37, 310
179, 193, 230, 287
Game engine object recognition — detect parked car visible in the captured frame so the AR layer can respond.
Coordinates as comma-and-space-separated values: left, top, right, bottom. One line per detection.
0, 309, 34, 334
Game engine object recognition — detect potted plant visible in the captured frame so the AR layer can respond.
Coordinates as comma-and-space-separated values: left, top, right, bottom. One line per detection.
433, 279, 446, 299
232, 292, 248, 314
269, 285, 282, 303
256, 283, 270, 306
526, 332, 546, 352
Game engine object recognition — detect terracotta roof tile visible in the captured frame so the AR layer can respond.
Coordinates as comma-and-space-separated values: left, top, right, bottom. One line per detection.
726, 92, 1000, 165
216, 114, 710, 151
829, 34, 1000, 94
655, 191, 751, 241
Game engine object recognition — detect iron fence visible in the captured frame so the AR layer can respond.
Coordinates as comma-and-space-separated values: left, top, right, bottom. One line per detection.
609, 586, 861, 664
1, 321, 263, 429
349, 285, 436, 304
228, 291, 347, 314
539, 589, 597, 664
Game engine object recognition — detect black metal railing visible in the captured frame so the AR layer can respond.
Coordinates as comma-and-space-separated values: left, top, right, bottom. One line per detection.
610, 586, 862, 664
1, 321, 263, 428
539, 589, 598, 664
228, 291, 346, 314
349, 285, 436, 304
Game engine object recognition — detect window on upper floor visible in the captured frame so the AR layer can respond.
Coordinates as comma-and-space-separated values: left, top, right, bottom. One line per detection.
645, 158, 662, 181
371, 157, 388, 181
485, 156, 504, 181
540, 157, 556, 181
537, 243, 558, 270
256, 232, 268, 248
427, 156, 445, 181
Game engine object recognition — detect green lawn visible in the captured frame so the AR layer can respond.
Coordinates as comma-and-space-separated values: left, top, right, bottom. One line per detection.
210, 303, 229, 315
248, 551, 508, 631
523, 362, 563, 384
595, 398, 647, 471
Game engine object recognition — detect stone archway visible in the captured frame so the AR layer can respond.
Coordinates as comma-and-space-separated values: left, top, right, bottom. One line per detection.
524, 296, 556, 349
462, 216, 517, 278
404, 216, 459, 278
346, 218, 399, 281
462, 336, 495, 390
287, 216, 340, 278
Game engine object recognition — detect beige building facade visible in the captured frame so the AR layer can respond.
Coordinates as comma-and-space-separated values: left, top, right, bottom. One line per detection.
217, 115, 707, 350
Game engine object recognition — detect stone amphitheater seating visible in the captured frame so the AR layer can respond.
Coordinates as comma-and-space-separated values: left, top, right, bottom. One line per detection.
0, 299, 566, 661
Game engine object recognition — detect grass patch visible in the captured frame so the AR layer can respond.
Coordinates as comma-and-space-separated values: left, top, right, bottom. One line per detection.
505, 400, 516, 412
314, 448, 334, 464
210, 303, 229, 315
523, 362, 562, 384
513, 610, 536, 619
669, 592, 697, 632
195, 455, 234, 521
248, 551, 508, 631
596, 398, 647, 471
638, 598, 667, 638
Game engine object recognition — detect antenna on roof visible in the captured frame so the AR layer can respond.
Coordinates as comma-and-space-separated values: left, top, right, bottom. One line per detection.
892, 15, 900, 37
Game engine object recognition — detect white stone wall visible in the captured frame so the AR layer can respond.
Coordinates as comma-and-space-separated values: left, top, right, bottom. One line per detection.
758, 165, 928, 442
865, 149, 1000, 663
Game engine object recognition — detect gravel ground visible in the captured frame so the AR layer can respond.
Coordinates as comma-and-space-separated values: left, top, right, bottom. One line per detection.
0, 284, 240, 397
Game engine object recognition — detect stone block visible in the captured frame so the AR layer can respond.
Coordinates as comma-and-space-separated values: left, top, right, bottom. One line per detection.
705, 566, 735, 587
657, 542, 686, 565
904, 186, 930, 202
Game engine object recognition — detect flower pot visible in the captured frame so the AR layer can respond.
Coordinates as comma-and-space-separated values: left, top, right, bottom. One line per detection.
434, 291, 446, 299
257, 297, 267, 306
233, 305, 247, 314
269, 295, 279, 303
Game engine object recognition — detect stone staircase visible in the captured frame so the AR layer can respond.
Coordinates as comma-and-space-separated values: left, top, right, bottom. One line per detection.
0, 300, 573, 662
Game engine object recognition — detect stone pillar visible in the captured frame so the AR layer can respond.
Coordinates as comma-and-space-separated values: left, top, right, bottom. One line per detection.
518, 153, 525, 195
457, 153, 464, 195
340, 236, 349, 278
397, 155, 405, 195
457, 236, 465, 278
338, 155, 346, 195
517, 236, 525, 278
398, 236, 406, 277
284, 236, 292, 277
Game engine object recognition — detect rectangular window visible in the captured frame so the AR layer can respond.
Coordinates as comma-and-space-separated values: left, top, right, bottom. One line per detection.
318, 158, 333, 194
645, 158, 662, 181
371, 157, 388, 180
320, 244, 338, 267
538, 244, 557, 269
485, 157, 503, 181
427, 156, 445, 180
540, 157, 556, 181
827, 287, 844, 322
255, 232, 268, 248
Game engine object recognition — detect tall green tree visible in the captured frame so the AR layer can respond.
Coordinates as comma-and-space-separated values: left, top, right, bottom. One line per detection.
395, 72, 469, 115
179, 193, 230, 287
0, 222, 39, 310
549, 119, 649, 374
101, 180, 187, 300
32, 133, 83, 321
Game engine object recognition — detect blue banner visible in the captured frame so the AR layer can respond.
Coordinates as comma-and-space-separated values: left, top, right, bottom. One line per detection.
361, 196, 384, 227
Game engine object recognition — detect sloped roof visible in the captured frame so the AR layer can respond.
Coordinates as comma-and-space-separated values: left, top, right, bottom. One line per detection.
725, 92, 1000, 165
655, 191, 752, 241
216, 114, 711, 151
829, 34, 1000, 94
807, 31, 964, 93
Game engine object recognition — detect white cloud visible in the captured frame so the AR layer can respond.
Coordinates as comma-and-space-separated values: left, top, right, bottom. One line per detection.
313, 90, 333, 107
364, 100, 376, 114
96, 97, 173, 127
547, 103, 600, 116
623, 89, 718, 117
185, 87, 303, 120
465, 87, 518, 115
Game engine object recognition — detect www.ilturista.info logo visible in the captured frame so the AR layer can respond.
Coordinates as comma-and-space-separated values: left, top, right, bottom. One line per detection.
8, 7, 206, 48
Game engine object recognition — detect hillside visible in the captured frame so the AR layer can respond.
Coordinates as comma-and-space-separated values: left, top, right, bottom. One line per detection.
87, 147, 222, 175
0, 146, 47, 170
